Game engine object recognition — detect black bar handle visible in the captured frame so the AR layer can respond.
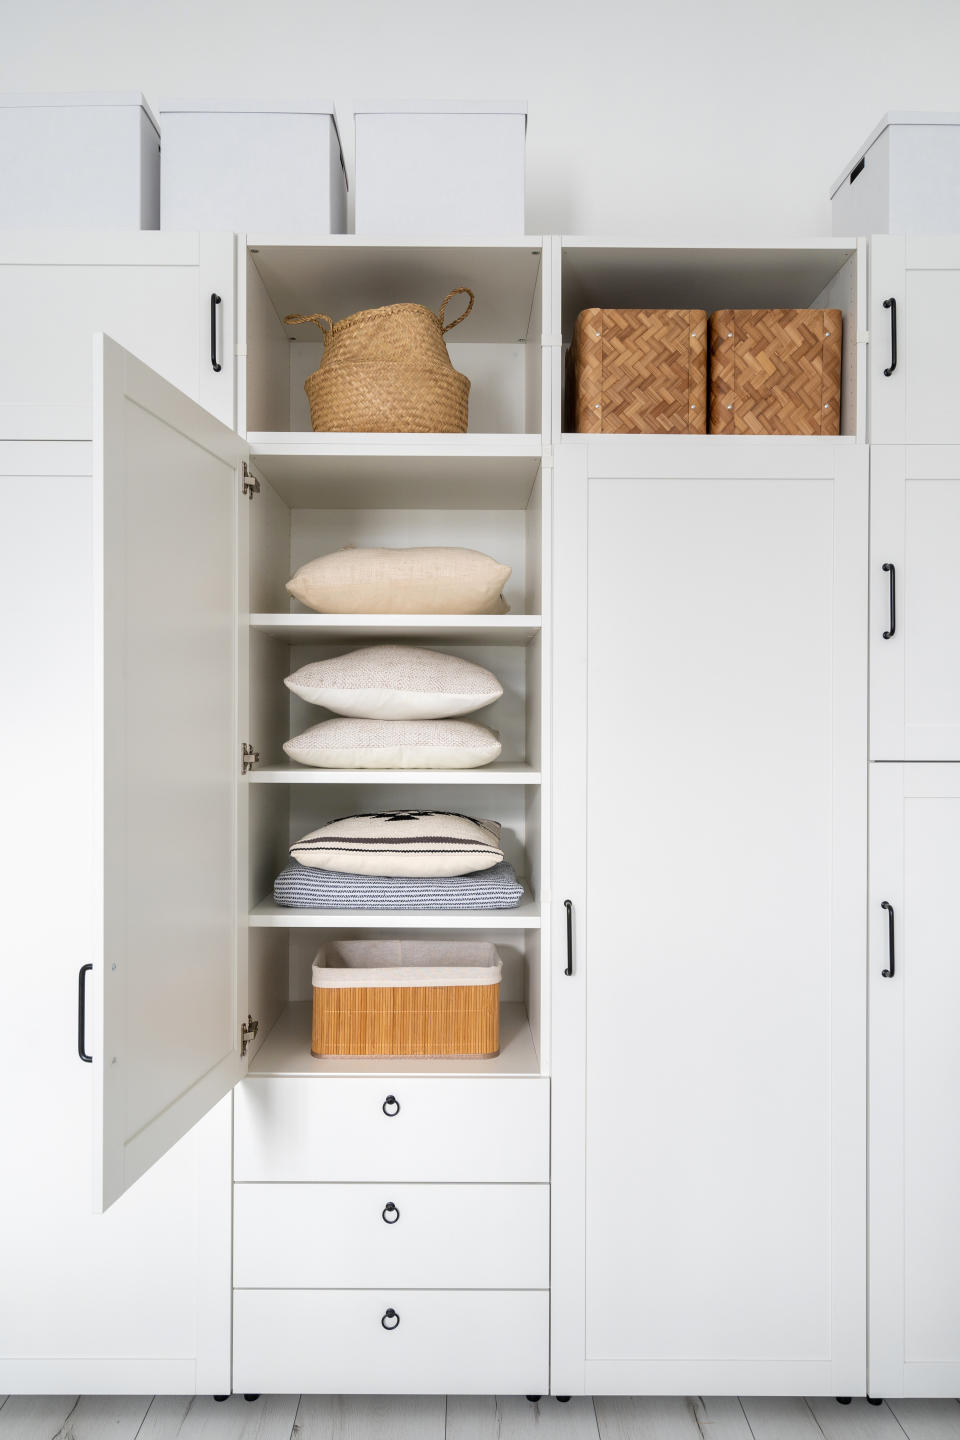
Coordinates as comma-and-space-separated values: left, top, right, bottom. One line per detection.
882, 562, 896, 638
881, 901, 896, 978
564, 899, 574, 976
210, 293, 222, 372
78, 963, 92, 1062
882, 297, 897, 376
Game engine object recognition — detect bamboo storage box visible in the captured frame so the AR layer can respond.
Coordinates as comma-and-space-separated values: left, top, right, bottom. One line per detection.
312, 940, 501, 1058
568, 308, 708, 434
709, 309, 842, 436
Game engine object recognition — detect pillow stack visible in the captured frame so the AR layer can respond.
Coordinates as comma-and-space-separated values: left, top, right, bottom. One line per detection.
283, 644, 504, 769
274, 810, 525, 910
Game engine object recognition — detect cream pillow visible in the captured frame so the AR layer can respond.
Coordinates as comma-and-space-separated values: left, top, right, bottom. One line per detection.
285, 645, 503, 719
286, 546, 511, 615
283, 717, 502, 770
290, 811, 504, 877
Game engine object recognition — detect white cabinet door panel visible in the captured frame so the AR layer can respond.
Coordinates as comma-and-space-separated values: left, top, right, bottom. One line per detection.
869, 764, 960, 1399
870, 236, 960, 444
0, 233, 235, 436
871, 446, 960, 759
95, 334, 248, 1211
552, 440, 868, 1396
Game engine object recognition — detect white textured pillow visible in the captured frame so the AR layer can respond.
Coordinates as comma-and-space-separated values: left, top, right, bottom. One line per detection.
290, 811, 504, 877
285, 645, 503, 719
286, 546, 511, 615
283, 717, 502, 770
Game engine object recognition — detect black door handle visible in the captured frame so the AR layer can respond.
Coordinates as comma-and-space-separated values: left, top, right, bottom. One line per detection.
382, 1094, 400, 1117
564, 899, 574, 976
881, 901, 896, 978
78, 963, 92, 1062
882, 297, 897, 376
381, 1307, 400, 1330
210, 293, 222, 372
382, 1202, 400, 1224
882, 562, 896, 638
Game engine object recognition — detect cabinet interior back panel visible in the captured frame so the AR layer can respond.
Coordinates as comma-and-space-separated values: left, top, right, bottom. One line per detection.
903, 797, 960, 1360
583, 475, 838, 1362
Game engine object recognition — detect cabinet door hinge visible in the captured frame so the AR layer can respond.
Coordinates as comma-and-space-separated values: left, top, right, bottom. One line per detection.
242, 461, 261, 498
240, 1014, 260, 1057
241, 741, 260, 774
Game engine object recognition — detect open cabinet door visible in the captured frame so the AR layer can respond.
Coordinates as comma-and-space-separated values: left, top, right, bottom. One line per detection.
93, 333, 248, 1212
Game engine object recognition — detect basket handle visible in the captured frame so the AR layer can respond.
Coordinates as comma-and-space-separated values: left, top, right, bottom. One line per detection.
439, 287, 475, 333
284, 312, 333, 339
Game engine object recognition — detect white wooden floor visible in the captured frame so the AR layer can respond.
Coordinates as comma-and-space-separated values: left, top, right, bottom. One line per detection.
0, 1395, 957, 1440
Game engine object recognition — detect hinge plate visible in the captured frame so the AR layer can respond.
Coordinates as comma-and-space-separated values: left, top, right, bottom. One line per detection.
241, 741, 259, 774
240, 1014, 260, 1057
242, 461, 261, 498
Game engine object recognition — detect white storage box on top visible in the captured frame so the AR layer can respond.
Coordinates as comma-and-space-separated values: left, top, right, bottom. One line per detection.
831, 112, 960, 235
353, 100, 526, 236
0, 92, 160, 228
159, 98, 346, 234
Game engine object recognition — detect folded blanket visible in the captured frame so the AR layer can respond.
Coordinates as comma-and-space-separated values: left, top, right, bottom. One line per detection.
273, 858, 525, 910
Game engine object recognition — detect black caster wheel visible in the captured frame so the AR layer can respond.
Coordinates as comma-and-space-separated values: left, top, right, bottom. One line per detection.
243, 1394, 260, 1402
836, 1397, 852, 1405
213, 1395, 228, 1402
867, 1398, 883, 1406
525, 1396, 542, 1402
557, 1396, 572, 1403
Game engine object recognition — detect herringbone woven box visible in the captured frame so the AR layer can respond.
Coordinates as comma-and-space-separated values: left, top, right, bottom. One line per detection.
568, 308, 708, 434
709, 309, 842, 435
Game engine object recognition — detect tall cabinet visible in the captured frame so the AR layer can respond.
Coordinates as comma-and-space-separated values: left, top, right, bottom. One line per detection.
867, 234, 960, 1398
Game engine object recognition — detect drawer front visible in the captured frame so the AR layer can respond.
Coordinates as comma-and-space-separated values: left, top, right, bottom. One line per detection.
233, 1288, 549, 1395
234, 1077, 550, 1182
233, 1182, 549, 1290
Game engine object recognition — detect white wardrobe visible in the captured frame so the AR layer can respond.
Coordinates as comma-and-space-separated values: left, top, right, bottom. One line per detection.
2, 230, 959, 1399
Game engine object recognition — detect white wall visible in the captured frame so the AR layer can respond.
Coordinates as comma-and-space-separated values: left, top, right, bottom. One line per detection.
3, 0, 959, 237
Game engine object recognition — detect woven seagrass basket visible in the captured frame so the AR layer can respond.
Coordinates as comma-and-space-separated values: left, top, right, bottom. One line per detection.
311, 939, 501, 1058
285, 288, 474, 433
709, 309, 842, 435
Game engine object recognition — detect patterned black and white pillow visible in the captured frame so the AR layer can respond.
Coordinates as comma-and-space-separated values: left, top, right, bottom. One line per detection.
289, 810, 504, 877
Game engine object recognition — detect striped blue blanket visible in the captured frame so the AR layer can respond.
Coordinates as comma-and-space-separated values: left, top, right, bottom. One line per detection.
273, 859, 524, 910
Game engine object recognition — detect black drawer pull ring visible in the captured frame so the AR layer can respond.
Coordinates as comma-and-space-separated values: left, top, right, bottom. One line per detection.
382, 1094, 400, 1117
211, 292, 222, 372
78, 962, 92, 1063
882, 562, 896, 639
381, 1307, 400, 1330
382, 1202, 400, 1224
881, 901, 896, 978
883, 297, 897, 376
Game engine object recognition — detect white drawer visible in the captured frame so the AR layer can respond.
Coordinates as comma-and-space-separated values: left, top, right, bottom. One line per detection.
232, 1288, 549, 1395
234, 1077, 549, 1182
233, 1182, 549, 1289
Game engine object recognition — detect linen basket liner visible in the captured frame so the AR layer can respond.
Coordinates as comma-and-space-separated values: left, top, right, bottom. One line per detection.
313, 938, 501, 987
313, 964, 502, 988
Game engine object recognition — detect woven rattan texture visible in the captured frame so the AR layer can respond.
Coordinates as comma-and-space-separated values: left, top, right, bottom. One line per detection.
569, 308, 708, 434
709, 309, 843, 435
312, 981, 500, 1057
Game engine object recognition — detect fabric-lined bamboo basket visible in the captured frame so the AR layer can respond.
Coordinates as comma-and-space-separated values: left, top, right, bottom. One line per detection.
285, 288, 474, 433
568, 308, 708, 434
311, 939, 501, 1058
709, 308, 843, 435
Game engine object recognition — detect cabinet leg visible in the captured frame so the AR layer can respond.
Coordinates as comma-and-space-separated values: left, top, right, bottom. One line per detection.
557, 1396, 572, 1403
867, 1398, 883, 1406
213, 1395, 228, 1402
836, 1398, 852, 1405
525, 1396, 542, 1403
243, 1394, 260, 1402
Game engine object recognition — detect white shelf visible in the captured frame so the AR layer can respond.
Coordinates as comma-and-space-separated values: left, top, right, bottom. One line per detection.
245, 436, 541, 509
248, 761, 541, 785
249, 614, 542, 644
249, 882, 539, 930
247, 239, 544, 345
247, 1000, 541, 1078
